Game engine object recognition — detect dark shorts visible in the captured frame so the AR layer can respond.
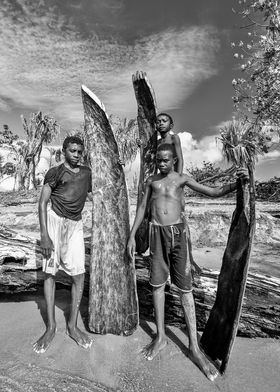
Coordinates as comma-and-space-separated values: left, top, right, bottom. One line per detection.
149, 223, 192, 292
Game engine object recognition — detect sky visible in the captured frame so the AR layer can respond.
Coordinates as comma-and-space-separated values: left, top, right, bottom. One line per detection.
0, 0, 279, 180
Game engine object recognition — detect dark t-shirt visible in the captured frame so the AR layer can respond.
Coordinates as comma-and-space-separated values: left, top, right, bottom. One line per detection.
44, 164, 92, 221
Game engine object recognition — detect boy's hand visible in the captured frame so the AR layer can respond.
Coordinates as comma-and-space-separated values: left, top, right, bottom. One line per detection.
236, 167, 249, 182
118, 158, 125, 166
127, 237, 136, 260
136, 138, 142, 147
40, 234, 54, 259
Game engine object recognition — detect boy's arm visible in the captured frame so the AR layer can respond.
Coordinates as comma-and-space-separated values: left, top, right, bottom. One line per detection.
127, 178, 152, 259
182, 168, 249, 197
173, 134, 184, 174
38, 183, 53, 258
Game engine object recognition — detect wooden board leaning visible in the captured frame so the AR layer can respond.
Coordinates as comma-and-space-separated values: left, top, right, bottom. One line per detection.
200, 167, 256, 373
132, 71, 158, 254
81, 85, 139, 335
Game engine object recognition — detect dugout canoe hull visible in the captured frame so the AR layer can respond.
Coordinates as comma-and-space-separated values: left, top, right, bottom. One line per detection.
81, 85, 138, 335
200, 169, 256, 373
132, 71, 157, 254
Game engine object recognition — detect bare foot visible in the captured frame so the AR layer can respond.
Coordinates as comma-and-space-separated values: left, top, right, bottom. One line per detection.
189, 347, 219, 381
33, 326, 56, 354
66, 326, 93, 349
142, 336, 168, 361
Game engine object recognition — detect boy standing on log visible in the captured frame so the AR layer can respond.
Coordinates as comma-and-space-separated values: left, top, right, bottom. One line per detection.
156, 113, 201, 274
33, 136, 95, 353
127, 143, 248, 381
156, 113, 184, 174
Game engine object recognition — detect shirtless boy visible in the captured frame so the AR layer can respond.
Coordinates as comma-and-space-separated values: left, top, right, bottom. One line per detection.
127, 143, 248, 381
156, 113, 183, 174
33, 136, 95, 353
156, 112, 200, 273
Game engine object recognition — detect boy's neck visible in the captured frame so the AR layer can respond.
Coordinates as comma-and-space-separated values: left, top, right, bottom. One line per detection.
159, 131, 170, 140
159, 168, 174, 178
64, 161, 80, 172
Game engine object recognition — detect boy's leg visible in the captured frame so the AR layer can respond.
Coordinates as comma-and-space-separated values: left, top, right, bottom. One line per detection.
181, 212, 201, 275
143, 284, 168, 360
33, 274, 56, 353
66, 273, 93, 348
181, 291, 219, 381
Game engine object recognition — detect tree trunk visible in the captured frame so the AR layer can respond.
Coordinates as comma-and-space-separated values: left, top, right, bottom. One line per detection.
81, 85, 138, 335
1, 225, 279, 339
200, 166, 256, 373
132, 72, 157, 254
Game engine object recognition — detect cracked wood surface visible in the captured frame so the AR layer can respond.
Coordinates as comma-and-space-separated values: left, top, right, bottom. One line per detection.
81, 85, 138, 335
200, 169, 256, 373
1, 228, 279, 341
132, 71, 157, 254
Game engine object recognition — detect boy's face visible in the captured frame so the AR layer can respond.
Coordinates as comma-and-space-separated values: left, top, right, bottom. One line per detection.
156, 115, 173, 133
63, 143, 83, 167
156, 150, 175, 174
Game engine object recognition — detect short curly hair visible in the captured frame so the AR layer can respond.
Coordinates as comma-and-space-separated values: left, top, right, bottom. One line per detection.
157, 143, 175, 156
157, 112, 174, 126
62, 136, 84, 150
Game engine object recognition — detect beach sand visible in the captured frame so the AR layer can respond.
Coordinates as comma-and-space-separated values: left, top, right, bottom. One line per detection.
1, 266, 279, 392
0, 200, 279, 391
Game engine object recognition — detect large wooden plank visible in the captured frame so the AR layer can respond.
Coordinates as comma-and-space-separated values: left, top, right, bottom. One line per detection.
81, 85, 138, 335
200, 168, 256, 373
132, 71, 157, 254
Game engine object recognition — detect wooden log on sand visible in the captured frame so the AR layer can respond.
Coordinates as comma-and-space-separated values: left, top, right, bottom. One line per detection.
200, 168, 256, 373
81, 85, 138, 335
1, 225, 279, 339
132, 71, 157, 254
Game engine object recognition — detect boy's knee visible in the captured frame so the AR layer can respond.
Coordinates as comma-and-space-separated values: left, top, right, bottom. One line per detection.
152, 284, 165, 293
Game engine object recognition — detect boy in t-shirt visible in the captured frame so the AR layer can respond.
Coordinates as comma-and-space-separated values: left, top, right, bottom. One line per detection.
33, 136, 96, 353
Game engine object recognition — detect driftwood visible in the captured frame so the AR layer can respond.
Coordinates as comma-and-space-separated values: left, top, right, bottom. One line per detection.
81, 85, 138, 335
132, 71, 157, 254
200, 168, 256, 373
1, 225, 279, 339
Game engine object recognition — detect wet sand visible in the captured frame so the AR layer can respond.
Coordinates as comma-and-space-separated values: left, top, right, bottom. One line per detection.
1, 200, 279, 391
1, 281, 279, 392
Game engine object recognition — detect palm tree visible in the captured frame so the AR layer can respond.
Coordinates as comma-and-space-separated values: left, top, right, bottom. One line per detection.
109, 115, 139, 165
15, 112, 60, 190
219, 120, 263, 168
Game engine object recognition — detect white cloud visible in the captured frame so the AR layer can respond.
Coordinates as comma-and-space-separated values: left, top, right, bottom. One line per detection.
178, 132, 223, 169
0, 1, 219, 128
124, 131, 224, 187
256, 149, 280, 164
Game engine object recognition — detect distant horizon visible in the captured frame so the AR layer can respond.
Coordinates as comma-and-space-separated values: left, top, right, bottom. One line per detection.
0, 140, 278, 184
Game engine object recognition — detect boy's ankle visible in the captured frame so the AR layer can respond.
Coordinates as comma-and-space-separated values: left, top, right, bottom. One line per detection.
155, 333, 167, 341
46, 323, 56, 331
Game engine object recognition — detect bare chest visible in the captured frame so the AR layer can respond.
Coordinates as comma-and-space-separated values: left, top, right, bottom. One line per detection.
151, 179, 180, 197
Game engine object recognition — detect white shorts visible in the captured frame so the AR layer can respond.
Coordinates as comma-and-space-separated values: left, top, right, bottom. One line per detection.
42, 208, 85, 276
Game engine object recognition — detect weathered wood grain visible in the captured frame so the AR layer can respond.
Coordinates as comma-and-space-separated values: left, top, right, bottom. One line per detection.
132, 71, 157, 254
200, 168, 256, 373
81, 85, 138, 335
1, 228, 279, 340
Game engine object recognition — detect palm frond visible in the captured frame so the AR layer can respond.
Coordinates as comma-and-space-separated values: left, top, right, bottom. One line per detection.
109, 115, 139, 164
219, 120, 264, 167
